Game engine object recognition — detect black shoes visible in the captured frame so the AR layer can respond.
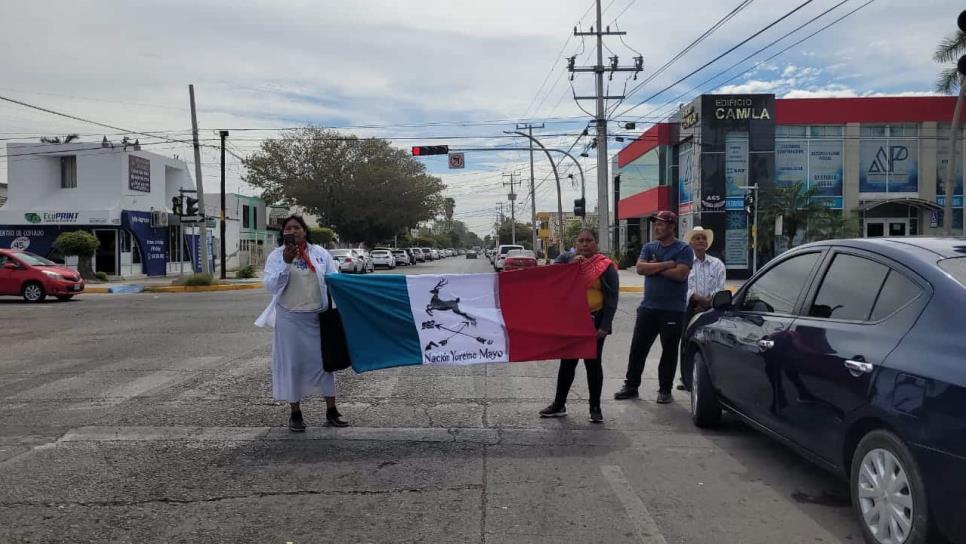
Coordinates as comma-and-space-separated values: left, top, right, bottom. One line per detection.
676, 383, 691, 392
656, 391, 674, 404
589, 407, 603, 423
326, 407, 349, 427
289, 411, 306, 433
614, 386, 639, 400
539, 403, 567, 418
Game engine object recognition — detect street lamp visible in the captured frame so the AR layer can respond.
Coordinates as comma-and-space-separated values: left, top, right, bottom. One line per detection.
737, 184, 759, 274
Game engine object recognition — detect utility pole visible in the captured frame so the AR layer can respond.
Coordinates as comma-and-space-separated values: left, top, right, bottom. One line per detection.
517, 122, 544, 254
219, 130, 229, 280
944, 74, 965, 237
503, 172, 518, 245
188, 84, 211, 275
495, 202, 505, 243
570, 0, 643, 253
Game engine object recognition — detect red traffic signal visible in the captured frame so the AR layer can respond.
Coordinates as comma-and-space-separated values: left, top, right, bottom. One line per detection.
412, 145, 449, 156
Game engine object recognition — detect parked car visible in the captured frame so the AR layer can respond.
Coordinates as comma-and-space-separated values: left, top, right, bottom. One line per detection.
430, 248, 440, 260
0, 248, 85, 302
370, 249, 396, 269
356, 249, 375, 273
409, 248, 425, 263
494, 244, 524, 271
682, 238, 966, 544
329, 249, 366, 273
391, 249, 411, 266
502, 249, 538, 272
466, 249, 478, 259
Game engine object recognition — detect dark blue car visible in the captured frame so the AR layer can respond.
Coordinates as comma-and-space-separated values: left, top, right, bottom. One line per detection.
683, 237, 966, 544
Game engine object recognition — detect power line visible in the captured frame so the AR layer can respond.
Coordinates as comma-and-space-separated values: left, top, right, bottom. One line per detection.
628, 0, 878, 126
612, 0, 816, 120
614, 0, 754, 114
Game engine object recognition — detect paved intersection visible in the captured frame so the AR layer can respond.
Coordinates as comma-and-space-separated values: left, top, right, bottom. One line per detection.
0, 258, 863, 543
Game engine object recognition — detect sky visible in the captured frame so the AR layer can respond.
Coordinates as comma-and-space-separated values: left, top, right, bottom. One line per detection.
0, 0, 961, 236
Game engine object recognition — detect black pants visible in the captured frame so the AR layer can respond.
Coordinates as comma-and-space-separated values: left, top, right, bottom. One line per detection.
555, 336, 606, 409
625, 307, 686, 393
678, 301, 699, 390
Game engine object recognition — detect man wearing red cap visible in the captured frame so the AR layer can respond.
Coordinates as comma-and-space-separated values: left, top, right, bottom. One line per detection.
615, 210, 694, 404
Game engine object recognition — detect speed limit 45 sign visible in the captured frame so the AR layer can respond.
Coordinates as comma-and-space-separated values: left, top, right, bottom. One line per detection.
448, 152, 465, 169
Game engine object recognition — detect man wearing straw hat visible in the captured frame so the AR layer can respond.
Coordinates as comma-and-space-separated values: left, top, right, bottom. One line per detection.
678, 225, 726, 392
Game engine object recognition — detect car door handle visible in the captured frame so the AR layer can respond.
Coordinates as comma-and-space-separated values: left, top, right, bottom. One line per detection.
844, 360, 874, 374
758, 339, 775, 350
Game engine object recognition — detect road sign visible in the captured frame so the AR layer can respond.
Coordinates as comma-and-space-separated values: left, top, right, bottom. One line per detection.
448, 152, 465, 169
774, 214, 783, 236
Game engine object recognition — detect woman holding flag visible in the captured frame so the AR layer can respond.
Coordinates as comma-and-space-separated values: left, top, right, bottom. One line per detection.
255, 215, 349, 432
539, 228, 619, 423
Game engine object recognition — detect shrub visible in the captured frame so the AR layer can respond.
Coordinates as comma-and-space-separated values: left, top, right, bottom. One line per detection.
95, 271, 109, 282
184, 273, 214, 286
53, 231, 99, 280
236, 265, 256, 279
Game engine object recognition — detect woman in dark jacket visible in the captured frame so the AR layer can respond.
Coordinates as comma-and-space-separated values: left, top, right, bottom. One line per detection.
540, 228, 619, 423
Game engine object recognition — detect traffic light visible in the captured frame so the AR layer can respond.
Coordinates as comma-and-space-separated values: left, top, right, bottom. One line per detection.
171, 196, 183, 216
574, 198, 586, 217
411, 145, 449, 156
744, 193, 756, 215
186, 196, 199, 217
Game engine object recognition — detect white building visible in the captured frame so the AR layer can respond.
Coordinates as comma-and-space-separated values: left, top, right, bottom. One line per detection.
0, 141, 201, 277
203, 193, 272, 270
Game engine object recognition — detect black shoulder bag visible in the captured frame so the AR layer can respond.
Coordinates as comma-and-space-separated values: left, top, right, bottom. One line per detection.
319, 290, 352, 372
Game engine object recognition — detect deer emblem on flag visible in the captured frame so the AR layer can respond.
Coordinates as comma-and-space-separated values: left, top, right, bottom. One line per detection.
425, 278, 476, 325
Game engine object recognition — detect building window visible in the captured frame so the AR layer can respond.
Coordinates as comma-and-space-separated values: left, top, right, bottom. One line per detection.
252, 207, 258, 230
242, 204, 250, 229
60, 156, 77, 188
776, 125, 806, 138
620, 148, 661, 195
861, 125, 887, 137
889, 124, 918, 138
809, 125, 844, 138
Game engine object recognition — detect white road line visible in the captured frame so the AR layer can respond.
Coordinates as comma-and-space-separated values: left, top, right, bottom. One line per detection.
601, 464, 668, 544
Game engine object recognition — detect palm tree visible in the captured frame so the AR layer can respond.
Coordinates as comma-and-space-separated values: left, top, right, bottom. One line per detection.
39, 133, 80, 144
755, 182, 830, 261
934, 30, 966, 94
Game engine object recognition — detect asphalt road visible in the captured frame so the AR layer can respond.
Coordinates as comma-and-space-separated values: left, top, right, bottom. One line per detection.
0, 256, 864, 543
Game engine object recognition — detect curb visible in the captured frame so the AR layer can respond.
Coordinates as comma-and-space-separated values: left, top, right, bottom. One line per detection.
86, 283, 263, 294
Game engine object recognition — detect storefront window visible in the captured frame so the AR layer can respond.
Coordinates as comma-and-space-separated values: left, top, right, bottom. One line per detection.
620, 148, 661, 195
859, 135, 918, 194
678, 142, 696, 207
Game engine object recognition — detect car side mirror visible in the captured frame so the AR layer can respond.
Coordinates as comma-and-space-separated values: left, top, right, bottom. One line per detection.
711, 290, 733, 310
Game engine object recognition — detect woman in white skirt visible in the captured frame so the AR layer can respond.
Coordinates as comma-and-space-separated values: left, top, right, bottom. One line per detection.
255, 215, 349, 432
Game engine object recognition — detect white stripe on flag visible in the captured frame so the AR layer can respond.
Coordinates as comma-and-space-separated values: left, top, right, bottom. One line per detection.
405, 274, 509, 365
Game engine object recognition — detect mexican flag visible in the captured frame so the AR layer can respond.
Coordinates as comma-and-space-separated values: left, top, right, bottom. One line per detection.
325, 264, 597, 373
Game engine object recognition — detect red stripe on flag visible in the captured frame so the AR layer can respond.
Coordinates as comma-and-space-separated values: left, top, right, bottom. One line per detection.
497, 264, 598, 362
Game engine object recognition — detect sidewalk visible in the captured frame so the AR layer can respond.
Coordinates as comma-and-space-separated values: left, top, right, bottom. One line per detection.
85, 275, 263, 294
617, 267, 743, 293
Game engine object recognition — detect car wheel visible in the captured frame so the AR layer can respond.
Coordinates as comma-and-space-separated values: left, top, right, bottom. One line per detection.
22, 281, 46, 303
56, 295, 74, 301
851, 430, 929, 544
690, 351, 722, 427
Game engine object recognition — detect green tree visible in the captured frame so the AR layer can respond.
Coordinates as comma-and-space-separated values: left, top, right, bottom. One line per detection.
811, 209, 861, 240
934, 28, 966, 94
308, 227, 338, 246
563, 219, 585, 249
53, 230, 99, 280
497, 220, 533, 248
243, 127, 445, 246
756, 182, 829, 260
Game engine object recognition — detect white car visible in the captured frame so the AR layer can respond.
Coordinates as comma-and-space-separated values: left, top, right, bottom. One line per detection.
494, 244, 524, 271
430, 249, 440, 260
370, 249, 396, 269
329, 249, 366, 273
391, 249, 411, 266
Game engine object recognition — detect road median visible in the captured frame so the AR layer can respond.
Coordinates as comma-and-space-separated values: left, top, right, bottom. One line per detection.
86, 283, 263, 294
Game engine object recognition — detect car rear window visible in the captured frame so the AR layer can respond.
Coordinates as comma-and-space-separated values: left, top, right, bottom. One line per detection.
939, 257, 966, 288
499, 246, 523, 254
372, 251, 389, 256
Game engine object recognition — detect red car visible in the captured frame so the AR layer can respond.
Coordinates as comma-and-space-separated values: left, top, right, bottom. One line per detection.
502, 249, 538, 272
0, 248, 85, 302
